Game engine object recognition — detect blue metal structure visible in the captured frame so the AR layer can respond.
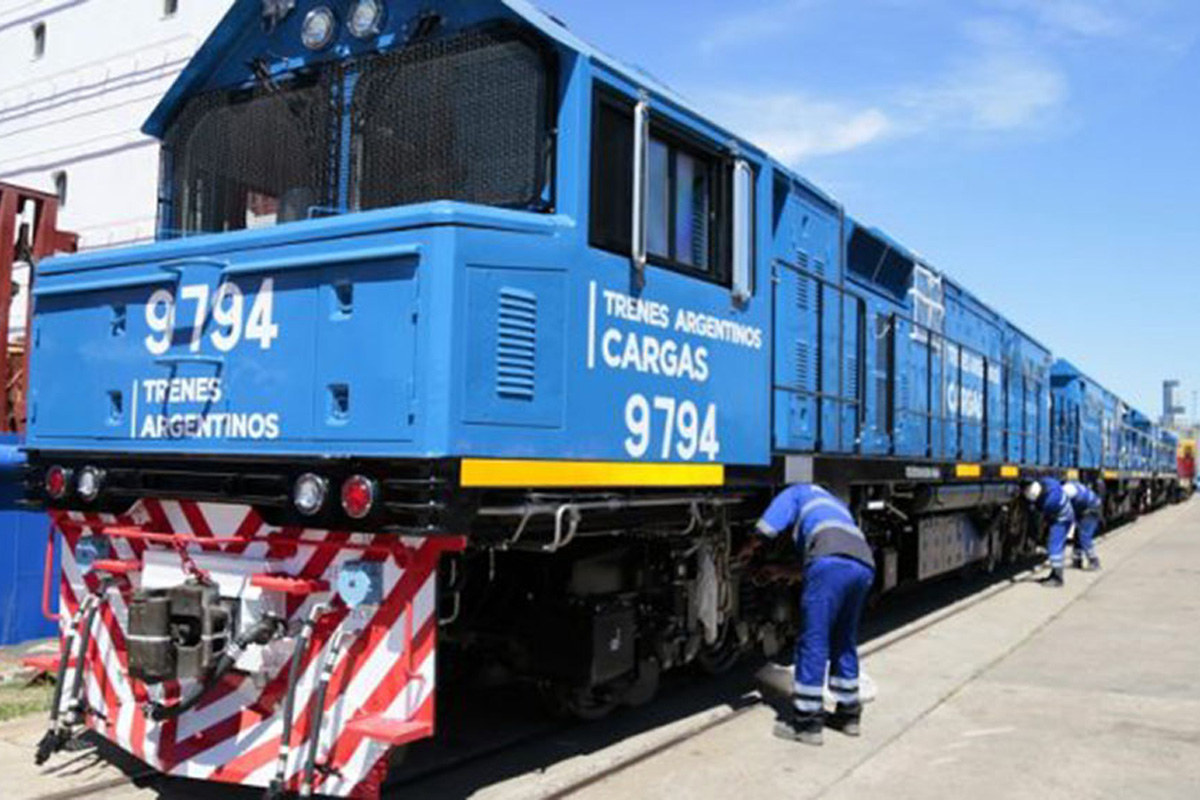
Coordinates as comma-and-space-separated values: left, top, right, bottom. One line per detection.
0, 437, 57, 646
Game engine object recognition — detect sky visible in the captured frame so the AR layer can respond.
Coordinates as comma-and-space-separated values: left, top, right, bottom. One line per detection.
539, 0, 1200, 417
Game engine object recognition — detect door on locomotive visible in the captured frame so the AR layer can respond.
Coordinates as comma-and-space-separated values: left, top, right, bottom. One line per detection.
584, 77, 772, 470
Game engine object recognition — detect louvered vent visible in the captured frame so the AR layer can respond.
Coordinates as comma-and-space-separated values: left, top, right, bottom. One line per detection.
797, 251, 810, 271
846, 355, 859, 398
796, 341, 813, 388
814, 259, 827, 277
797, 275, 810, 310
496, 287, 537, 400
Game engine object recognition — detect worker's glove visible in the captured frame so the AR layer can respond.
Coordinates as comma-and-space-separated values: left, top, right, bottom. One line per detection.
733, 541, 760, 567
754, 563, 804, 586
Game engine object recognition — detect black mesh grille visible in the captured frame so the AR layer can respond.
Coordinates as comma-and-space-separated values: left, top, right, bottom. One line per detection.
350, 28, 552, 212
163, 71, 336, 235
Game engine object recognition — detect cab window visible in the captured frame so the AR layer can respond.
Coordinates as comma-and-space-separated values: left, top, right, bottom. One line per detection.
590, 87, 731, 284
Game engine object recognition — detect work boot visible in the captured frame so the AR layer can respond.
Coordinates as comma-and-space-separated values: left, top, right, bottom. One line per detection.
1039, 568, 1064, 588
774, 711, 824, 746
828, 703, 862, 737
1087, 556, 1102, 572
1072, 554, 1084, 570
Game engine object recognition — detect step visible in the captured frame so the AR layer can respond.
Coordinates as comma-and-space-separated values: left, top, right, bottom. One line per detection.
343, 714, 433, 746
93, 559, 141, 575
250, 574, 330, 596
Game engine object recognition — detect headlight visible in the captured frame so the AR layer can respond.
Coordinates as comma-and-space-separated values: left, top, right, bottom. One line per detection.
348, 0, 385, 38
77, 467, 105, 503
293, 473, 328, 516
302, 6, 337, 50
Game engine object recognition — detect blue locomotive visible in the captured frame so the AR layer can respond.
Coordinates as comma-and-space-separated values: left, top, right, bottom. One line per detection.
23, 1, 1181, 795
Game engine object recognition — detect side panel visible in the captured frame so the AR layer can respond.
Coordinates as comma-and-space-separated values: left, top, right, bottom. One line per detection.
771, 182, 842, 455
893, 317, 931, 458
773, 265, 819, 452
30, 234, 424, 454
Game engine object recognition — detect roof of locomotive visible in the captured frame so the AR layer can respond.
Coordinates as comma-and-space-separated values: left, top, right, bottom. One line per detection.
143, 0, 840, 206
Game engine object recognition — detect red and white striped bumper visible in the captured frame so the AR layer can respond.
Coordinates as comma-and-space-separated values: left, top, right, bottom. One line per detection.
50, 499, 464, 799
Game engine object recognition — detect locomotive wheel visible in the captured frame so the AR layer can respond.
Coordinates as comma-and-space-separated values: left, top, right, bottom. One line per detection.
697, 624, 742, 675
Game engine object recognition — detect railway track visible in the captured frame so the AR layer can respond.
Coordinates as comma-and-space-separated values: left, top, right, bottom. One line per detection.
29, 514, 1152, 800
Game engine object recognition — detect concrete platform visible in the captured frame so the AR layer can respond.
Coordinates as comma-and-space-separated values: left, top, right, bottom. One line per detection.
2, 501, 1198, 799
556, 500, 1200, 800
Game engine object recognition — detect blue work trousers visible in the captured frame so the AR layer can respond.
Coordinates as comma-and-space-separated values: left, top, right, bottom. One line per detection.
794, 555, 875, 715
1047, 520, 1074, 570
1074, 513, 1100, 560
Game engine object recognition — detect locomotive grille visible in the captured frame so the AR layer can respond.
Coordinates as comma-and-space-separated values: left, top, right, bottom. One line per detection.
162, 70, 336, 236
351, 27, 553, 212
496, 287, 538, 401
796, 341, 813, 389
796, 273, 811, 310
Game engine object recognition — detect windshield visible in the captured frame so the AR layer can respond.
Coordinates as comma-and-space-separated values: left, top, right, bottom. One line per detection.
163, 72, 334, 235
160, 26, 554, 237
350, 28, 553, 212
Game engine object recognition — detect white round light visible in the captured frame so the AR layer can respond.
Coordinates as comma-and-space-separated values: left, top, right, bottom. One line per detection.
77, 467, 105, 503
348, 0, 385, 39
294, 474, 329, 516
302, 6, 337, 50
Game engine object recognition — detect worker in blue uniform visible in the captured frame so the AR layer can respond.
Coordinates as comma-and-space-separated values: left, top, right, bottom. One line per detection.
740, 484, 876, 746
1064, 481, 1103, 570
1023, 477, 1076, 587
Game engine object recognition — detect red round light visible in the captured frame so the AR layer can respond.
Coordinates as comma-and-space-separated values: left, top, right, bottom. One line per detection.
45, 466, 70, 499
341, 475, 376, 520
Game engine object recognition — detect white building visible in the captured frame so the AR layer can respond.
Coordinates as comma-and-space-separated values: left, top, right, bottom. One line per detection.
0, 0, 233, 252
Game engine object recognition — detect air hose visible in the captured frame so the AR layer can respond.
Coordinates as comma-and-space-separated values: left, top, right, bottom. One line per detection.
35, 593, 99, 765
148, 617, 282, 722
265, 604, 328, 800
300, 624, 352, 798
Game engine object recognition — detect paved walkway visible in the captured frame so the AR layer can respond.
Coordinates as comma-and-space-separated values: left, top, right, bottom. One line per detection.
563, 500, 1200, 800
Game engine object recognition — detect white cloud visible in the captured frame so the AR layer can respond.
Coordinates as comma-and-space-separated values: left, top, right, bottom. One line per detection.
706, 94, 894, 161
701, 25, 1067, 166
990, 0, 1130, 38
900, 43, 1069, 132
691, 1, 1194, 164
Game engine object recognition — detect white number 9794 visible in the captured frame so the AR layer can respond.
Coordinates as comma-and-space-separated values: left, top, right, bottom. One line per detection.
624, 394, 720, 462
144, 278, 280, 356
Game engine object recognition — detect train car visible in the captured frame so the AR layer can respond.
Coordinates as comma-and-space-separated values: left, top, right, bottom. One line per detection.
1047, 360, 1144, 519
20, 1, 1178, 797
1050, 360, 1113, 471
1155, 428, 1181, 505
1178, 438, 1197, 500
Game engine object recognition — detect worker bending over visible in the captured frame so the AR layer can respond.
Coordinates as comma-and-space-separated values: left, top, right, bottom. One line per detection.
743, 484, 876, 746
1064, 481, 1103, 571
1024, 477, 1075, 587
